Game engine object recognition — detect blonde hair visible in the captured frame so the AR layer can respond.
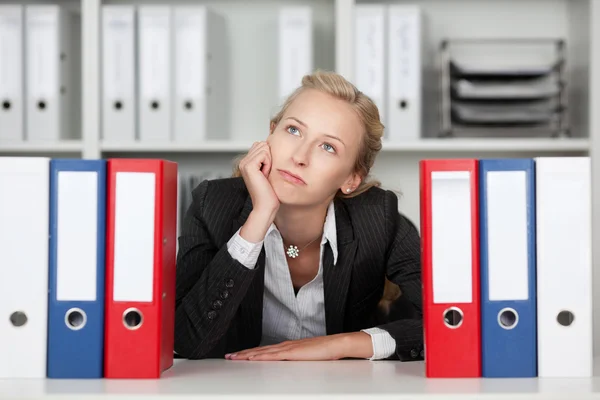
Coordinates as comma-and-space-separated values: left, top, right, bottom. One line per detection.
232, 70, 384, 198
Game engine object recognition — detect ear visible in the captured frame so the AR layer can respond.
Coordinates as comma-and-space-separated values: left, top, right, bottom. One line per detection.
340, 172, 362, 194
269, 121, 277, 134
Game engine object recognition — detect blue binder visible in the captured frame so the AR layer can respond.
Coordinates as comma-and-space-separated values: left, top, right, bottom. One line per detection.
47, 159, 106, 378
479, 159, 537, 377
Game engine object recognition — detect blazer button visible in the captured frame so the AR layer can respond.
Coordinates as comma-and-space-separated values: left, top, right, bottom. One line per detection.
225, 279, 234, 288
220, 290, 229, 299
212, 300, 223, 310
410, 349, 418, 358
207, 310, 217, 320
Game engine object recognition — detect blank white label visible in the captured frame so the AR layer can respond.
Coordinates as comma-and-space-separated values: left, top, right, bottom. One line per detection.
0, 7, 22, 97
27, 7, 58, 99
56, 171, 98, 301
103, 7, 134, 100
487, 171, 528, 301
431, 171, 473, 304
175, 9, 204, 99
113, 172, 155, 302
139, 8, 170, 99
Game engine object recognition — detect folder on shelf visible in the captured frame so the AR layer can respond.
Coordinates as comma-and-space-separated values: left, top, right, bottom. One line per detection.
101, 5, 136, 143
354, 4, 386, 128
104, 159, 178, 378
0, 157, 50, 378
0, 5, 25, 143
386, 5, 422, 141
137, 6, 172, 143
173, 6, 228, 143
278, 6, 312, 101
25, 5, 77, 143
47, 159, 107, 379
420, 159, 481, 378
479, 159, 537, 378
535, 157, 592, 378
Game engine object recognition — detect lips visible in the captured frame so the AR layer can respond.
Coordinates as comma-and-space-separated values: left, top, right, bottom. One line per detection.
278, 169, 306, 185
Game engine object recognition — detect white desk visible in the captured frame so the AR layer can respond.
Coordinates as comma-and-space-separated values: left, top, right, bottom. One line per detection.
1, 358, 600, 399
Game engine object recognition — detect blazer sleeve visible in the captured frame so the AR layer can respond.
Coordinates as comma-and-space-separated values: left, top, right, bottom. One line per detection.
174, 180, 262, 359
374, 190, 424, 361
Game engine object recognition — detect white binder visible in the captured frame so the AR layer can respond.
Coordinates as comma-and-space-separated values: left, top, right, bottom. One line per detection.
278, 6, 312, 102
102, 5, 136, 144
138, 5, 171, 143
173, 6, 228, 143
387, 5, 422, 141
535, 157, 592, 377
354, 4, 386, 129
0, 6, 24, 143
0, 157, 50, 378
25, 5, 76, 143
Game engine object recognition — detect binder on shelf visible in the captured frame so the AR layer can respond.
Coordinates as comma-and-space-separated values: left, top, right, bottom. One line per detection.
354, 4, 386, 129
535, 157, 592, 378
25, 5, 78, 143
278, 6, 312, 102
104, 159, 178, 378
102, 5, 136, 144
47, 159, 107, 379
138, 6, 172, 143
479, 159, 537, 378
387, 5, 422, 141
0, 5, 25, 143
0, 157, 50, 378
173, 5, 229, 143
420, 159, 481, 378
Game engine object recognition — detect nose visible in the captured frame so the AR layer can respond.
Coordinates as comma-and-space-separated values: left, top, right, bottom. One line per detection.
291, 141, 310, 167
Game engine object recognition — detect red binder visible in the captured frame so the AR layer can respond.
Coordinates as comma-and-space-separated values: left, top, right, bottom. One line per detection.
104, 159, 178, 378
420, 159, 481, 378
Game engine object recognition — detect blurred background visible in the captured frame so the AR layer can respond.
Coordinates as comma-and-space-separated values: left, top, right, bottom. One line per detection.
0, 0, 597, 245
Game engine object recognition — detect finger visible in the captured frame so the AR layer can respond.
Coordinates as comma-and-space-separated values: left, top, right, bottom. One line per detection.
249, 351, 290, 361
230, 343, 290, 360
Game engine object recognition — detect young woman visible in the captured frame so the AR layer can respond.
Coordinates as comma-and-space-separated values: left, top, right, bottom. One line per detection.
174, 70, 423, 362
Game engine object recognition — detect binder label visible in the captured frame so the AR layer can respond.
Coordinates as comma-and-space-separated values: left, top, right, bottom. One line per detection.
431, 171, 472, 304
57, 171, 99, 301
113, 172, 155, 302
0, 7, 22, 98
175, 10, 204, 99
486, 171, 528, 301
27, 7, 58, 99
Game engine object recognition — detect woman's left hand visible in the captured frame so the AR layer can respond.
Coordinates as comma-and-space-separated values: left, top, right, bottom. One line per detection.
225, 332, 373, 361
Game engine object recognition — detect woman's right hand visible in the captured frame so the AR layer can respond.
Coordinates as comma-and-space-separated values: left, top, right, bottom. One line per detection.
238, 141, 280, 242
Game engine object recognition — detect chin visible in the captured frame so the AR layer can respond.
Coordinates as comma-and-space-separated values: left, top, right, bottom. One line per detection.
270, 178, 312, 206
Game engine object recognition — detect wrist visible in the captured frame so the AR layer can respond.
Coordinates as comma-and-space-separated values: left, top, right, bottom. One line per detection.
340, 332, 374, 359
240, 209, 276, 243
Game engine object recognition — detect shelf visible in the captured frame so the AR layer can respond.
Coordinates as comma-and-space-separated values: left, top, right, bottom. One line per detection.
100, 138, 589, 154
380, 138, 590, 153
0, 141, 83, 154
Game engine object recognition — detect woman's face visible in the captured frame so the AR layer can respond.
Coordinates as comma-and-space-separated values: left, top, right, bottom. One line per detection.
266, 88, 364, 207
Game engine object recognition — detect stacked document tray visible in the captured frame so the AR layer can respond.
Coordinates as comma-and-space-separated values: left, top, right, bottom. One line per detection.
439, 39, 568, 138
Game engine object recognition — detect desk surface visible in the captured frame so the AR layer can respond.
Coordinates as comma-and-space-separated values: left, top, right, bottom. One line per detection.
2, 358, 600, 400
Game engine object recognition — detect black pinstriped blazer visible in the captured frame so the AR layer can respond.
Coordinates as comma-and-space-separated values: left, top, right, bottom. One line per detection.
174, 177, 424, 361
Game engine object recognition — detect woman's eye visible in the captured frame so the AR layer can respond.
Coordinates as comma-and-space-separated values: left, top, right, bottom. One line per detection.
322, 143, 335, 153
287, 126, 299, 135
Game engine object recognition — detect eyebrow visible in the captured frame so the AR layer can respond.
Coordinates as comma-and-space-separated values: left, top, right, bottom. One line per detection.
286, 117, 346, 147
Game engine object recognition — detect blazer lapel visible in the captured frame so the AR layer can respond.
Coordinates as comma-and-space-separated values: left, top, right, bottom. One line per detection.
323, 198, 357, 335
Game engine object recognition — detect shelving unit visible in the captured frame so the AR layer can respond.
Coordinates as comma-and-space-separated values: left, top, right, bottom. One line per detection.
2, 0, 600, 359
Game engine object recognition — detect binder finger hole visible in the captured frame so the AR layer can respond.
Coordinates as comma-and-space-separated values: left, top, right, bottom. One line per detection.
123, 308, 143, 330
114, 100, 123, 110
9, 311, 27, 327
37, 100, 46, 110
498, 308, 518, 330
2, 100, 10, 110
443, 307, 463, 328
65, 308, 87, 331
150, 100, 160, 110
557, 310, 575, 327
184, 100, 193, 110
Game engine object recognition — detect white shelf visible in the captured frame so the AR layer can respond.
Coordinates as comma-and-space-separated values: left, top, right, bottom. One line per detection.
1, 358, 600, 399
99, 138, 589, 154
381, 138, 590, 153
0, 141, 83, 154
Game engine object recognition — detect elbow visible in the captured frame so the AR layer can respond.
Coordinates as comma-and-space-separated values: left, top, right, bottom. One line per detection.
173, 305, 215, 360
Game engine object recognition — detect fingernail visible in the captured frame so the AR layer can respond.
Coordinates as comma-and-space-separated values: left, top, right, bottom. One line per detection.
230, 353, 237, 358
225, 354, 230, 358
249, 356, 254, 360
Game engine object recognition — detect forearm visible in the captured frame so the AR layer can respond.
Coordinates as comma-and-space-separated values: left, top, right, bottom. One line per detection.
339, 332, 374, 359
174, 245, 259, 359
